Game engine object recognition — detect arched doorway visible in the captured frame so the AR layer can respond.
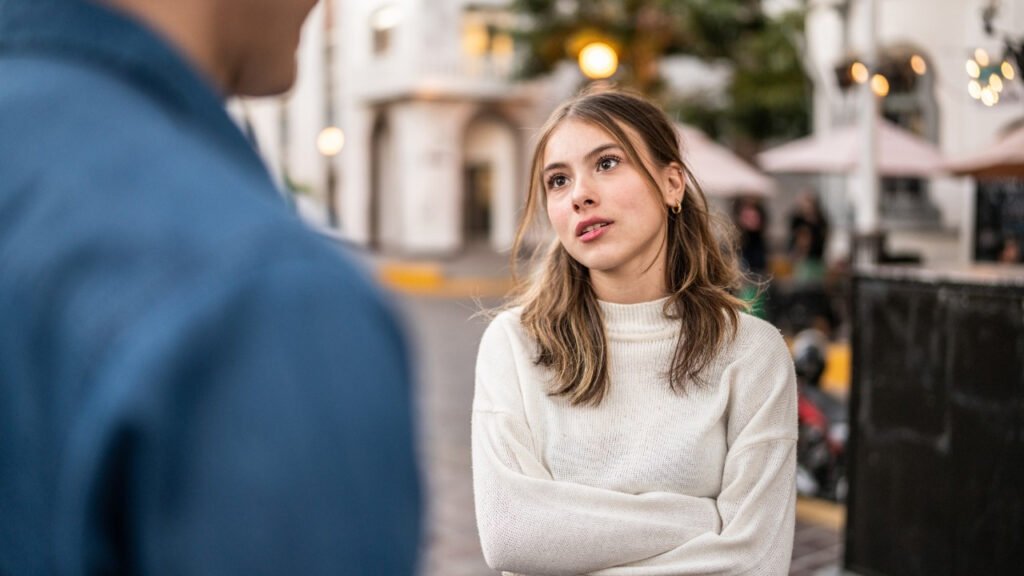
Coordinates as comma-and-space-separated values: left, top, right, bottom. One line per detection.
462, 112, 519, 249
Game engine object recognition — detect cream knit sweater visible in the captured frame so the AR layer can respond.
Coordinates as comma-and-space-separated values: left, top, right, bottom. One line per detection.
472, 298, 798, 576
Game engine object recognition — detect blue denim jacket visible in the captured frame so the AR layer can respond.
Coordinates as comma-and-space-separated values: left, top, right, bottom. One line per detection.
0, 1, 422, 574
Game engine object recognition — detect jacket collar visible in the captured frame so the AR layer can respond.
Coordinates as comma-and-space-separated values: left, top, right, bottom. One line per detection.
0, 0, 272, 181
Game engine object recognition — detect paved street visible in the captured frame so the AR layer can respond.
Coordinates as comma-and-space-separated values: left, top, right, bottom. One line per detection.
397, 293, 844, 576
398, 295, 497, 576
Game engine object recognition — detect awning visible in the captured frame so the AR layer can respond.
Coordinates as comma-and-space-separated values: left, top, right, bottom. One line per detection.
756, 118, 945, 177
945, 123, 1024, 179
676, 124, 775, 198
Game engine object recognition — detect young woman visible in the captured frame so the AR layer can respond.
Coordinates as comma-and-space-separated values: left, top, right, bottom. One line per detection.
472, 89, 798, 576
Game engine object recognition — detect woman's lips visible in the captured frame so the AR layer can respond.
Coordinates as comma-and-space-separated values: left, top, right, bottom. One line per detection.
579, 222, 611, 242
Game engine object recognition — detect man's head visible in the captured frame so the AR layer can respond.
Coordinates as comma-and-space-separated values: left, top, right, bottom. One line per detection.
103, 0, 319, 96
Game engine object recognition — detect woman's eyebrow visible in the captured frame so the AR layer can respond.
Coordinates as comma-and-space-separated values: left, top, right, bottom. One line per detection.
543, 143, 622, 174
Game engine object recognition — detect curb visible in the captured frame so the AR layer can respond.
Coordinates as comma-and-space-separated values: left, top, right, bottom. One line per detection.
796, 497, 846, 531
377, 261, 514, 298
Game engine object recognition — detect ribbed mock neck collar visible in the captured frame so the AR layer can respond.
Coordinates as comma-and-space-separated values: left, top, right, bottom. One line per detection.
598, 296, 679, 338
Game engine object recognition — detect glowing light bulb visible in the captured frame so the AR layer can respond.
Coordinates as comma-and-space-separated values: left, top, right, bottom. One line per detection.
968, 80, 982, 99
1002, 61, 1016, 80
317, 127, 345, 157
966, 60, 981, 78
870, 74, 890, 97
910, 55, 927, 75
975, 48, 990, 67
578, 42, 618, 80
850, 61, 869, 84
981, 87, 998, 107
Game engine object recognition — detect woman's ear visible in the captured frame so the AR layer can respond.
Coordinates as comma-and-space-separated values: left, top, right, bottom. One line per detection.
663, 162, 686, 208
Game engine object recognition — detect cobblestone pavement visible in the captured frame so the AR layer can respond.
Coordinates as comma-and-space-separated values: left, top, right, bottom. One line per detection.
398, 294, 844, 576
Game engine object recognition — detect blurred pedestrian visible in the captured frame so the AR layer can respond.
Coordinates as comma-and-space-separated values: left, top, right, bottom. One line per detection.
998, 235, 1022, 264
472, 89, 797, 575
0, 1, 420, 575
733, 197, 769, 276
788, 191, 829, 282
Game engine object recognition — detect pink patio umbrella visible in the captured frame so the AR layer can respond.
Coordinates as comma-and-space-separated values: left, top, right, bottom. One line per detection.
945, 123, 1024, 179
756, 118, 945, 177
676, 124, 775, 198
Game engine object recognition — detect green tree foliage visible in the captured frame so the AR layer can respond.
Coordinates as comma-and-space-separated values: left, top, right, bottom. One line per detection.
510, 0, 810, 147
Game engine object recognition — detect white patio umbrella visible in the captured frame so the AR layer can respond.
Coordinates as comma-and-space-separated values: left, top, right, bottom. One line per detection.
676, 124, 775, 198
755, 118, 945, 177
946, 123, 1024, 179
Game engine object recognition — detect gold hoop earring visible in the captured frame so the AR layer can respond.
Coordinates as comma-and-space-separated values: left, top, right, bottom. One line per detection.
671, 200, 682, 215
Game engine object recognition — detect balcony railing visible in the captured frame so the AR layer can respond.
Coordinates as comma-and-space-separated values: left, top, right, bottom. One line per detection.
350, 53, 522, 102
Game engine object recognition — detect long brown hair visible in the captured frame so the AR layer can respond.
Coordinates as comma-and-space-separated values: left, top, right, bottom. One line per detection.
510, 88, 747, 406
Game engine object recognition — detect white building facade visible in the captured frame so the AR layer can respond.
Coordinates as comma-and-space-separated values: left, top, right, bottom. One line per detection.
800, 0, 1023, 264
237, 0, 1023, 262
239, 0, 568, 256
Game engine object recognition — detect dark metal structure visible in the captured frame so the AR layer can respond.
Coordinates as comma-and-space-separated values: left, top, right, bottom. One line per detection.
846, 265, 1024, 576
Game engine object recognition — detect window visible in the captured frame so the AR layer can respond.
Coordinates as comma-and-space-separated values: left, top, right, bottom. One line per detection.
461, 6, 515, 71
371, 5, 402, 56
878, 47, 941, 228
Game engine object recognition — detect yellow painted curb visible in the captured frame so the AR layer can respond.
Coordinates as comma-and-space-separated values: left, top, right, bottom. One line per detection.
796, 497, 846, 531
376, 260, 515, 298
384, 276, 514, 298
378, 263, 444, 291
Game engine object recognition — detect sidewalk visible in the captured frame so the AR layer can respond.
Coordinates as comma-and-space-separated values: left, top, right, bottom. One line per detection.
792, 497, 847, 576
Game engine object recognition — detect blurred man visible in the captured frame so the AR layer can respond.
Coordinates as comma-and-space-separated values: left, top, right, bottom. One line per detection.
0, 0, 421, 574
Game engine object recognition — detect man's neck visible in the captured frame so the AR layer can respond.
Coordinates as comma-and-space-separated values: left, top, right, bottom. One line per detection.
99, 0, 227, 94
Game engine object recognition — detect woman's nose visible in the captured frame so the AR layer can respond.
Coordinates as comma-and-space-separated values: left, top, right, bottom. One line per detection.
571, 177, 598, 211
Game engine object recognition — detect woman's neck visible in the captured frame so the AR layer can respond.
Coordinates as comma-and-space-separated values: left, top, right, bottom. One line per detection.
590, 265, 668, 304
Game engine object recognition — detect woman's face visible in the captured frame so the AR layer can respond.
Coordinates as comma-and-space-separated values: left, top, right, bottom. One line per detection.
542, 118, 683, 294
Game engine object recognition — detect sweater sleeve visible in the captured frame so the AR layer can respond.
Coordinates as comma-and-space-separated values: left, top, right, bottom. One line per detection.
472, 316, 723, 576
588, 325, 799, 576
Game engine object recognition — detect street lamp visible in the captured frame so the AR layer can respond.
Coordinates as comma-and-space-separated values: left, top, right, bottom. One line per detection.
578, 41, 618, 80
321, 0, 340, 228
317, 126, 345, 157
318, 126, 343, 228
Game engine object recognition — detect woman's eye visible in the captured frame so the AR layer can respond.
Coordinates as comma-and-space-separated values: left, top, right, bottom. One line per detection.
547, 174, 568, 189
598, 156, 620, 171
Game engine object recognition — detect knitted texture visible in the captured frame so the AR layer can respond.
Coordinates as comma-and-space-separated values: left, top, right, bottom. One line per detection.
472, 297, 798, 576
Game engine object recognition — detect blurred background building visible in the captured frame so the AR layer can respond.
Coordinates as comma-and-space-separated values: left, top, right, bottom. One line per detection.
796, 0, 1023, 265
231, 0, 1023, 267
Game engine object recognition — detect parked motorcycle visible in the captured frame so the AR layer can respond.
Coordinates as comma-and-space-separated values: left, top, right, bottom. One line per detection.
792, 329, 848, 502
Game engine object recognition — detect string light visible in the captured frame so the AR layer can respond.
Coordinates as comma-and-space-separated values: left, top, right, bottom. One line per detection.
980, 87, 998, 107
910, 55, 927, 75
968, 80, 982, 99
965, 48, 1017, 107
966, 59, 981, 78
850, 61, 869, 84
870, 74, 890, 97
